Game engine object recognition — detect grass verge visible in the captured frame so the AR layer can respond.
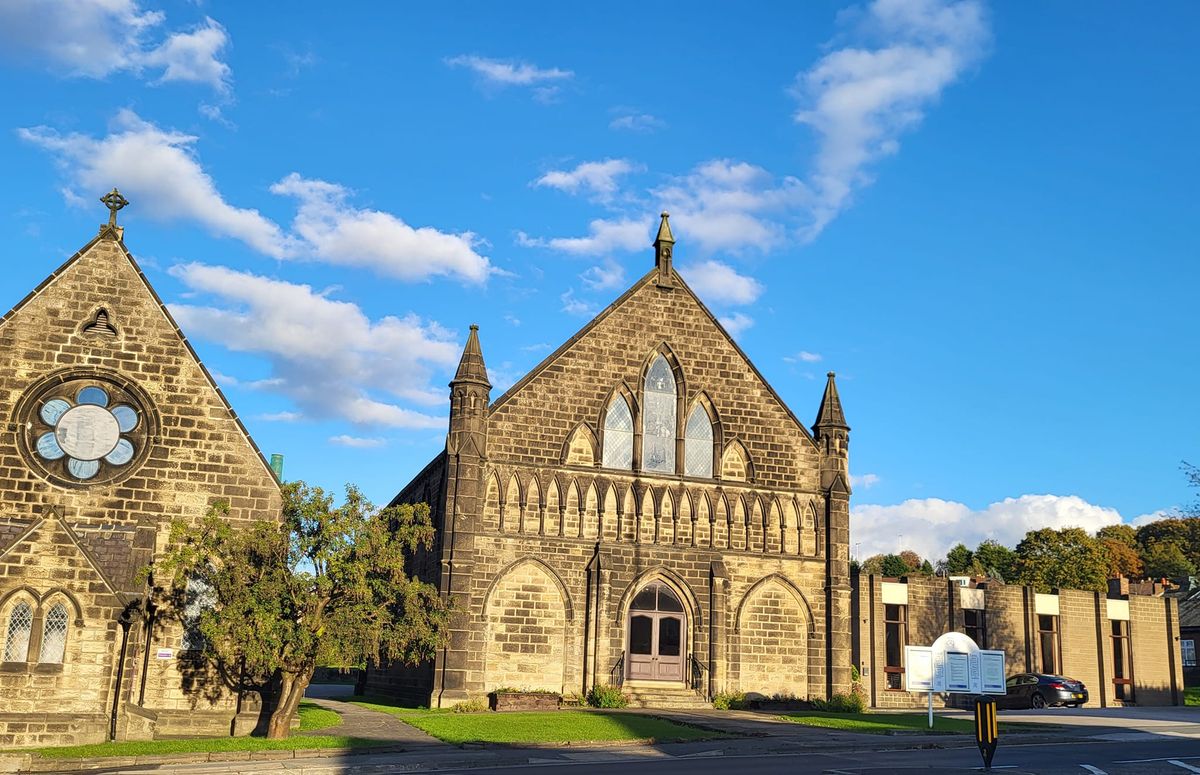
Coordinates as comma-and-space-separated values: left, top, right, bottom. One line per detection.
26, 702, 355, 758
777, 711, 977, 734
1186, 686, 1200, 707
348, 697, 720, 745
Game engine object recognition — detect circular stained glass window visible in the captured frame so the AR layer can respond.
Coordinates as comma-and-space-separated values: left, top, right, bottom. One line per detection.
18, 373, 154, 487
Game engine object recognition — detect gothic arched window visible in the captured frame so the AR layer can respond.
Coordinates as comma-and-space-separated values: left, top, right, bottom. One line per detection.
38, 603, 69, 664
602, 397, 634, 470
684, 405, 714, 478
642, 356, 677, 473
3, 601, 32, 663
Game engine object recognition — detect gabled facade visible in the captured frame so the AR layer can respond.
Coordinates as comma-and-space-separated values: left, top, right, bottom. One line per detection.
0, 210, 282, 746
367, 214, 853, 707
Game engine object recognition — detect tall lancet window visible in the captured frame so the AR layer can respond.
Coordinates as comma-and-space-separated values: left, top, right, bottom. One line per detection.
642, 356, 677, 473
602, 396, 634, 470
684, 405, 714, 477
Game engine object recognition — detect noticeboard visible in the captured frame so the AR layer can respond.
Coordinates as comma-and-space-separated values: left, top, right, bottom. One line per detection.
906, 633, 1007, 695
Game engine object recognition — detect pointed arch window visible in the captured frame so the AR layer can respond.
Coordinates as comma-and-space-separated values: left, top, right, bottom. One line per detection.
602, 397, 634, 470
38, 603, 69, 664
3, 601, 32, 663
684, 405, 714, 477
642, 356, 677, 473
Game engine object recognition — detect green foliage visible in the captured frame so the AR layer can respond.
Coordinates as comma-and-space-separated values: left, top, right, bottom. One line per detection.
387, 711, 717, 745
153, 482, 452, 738
712, 690, 748, 710
1013, 527, 1108, 592
860, 554, 884, 575
586, 684, 629, 708
881, 554, 911, 577
779, 711, 974, 734
810, 692, 866, 713
1097, 524, 1138, 548
1141, 541, 1196, 579
919, 560, 935, 575
1100, 537, 1144, 578
974, 539, 1016, 581
944, 543, 974, 574
452, 698, 489, 713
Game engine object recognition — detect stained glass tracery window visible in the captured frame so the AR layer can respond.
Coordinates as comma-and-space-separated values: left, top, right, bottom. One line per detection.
602, 397, 634, 470
642, 356, 676, 473
684, 405, 714, 477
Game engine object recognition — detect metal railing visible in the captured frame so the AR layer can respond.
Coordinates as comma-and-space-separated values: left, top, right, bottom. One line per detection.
689, 654, 708, 698
610, 653, 625, 687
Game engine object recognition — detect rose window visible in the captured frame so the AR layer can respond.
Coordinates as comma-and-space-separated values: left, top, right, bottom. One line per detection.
19, 374, 153, 486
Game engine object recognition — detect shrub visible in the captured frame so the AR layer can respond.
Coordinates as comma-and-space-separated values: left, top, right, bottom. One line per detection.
452, 698, 488, 713
812, 691, 866, 714
586, 684, 629, 708
712, 691, 748, 710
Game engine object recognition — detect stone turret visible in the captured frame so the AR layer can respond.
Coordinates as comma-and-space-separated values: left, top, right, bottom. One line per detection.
814, 371, 852, 699
653, 211, 675, 288
448, 324, 491, 457
813, 371, 849, 490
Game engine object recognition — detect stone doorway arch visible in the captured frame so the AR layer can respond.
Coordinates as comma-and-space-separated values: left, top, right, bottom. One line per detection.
627, 582, 686, 682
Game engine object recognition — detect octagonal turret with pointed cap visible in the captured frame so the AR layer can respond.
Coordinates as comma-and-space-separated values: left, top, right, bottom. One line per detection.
452, 324, 491, 389
448, 324, 490, 457
653, 211, 675, 288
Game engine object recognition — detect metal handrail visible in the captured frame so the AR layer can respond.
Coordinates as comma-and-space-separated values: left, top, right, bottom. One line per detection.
689, 654, 709, 698
610, 653, 625, 687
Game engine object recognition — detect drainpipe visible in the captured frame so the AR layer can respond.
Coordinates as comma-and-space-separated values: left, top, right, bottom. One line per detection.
110, 600, 142, 741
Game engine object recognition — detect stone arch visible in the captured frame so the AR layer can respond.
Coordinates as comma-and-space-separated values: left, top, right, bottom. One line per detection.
638, 343, 687, 475
545, 476, 562, 536
692, 490, 711, 547
720, 439, 754, 483
561, 423, 598, 467
622, 486, 637, 543
614, 566, 703, 629
677, 489, 692, 546
803, 501, 819, 555
482, 471, 502, 533
749, 496, 765, 552
733, 575, 814, 699
731, 495, 748, 551
638, 487, 656, 544
713, 492, 729, 549
683, 391, 722, 479
597, 382, 638, 472
483, 558, 572, 693
600, 481, 619, 542
783, 498, 800, 554
502, 473, 521, 534
525, 475, 542, 534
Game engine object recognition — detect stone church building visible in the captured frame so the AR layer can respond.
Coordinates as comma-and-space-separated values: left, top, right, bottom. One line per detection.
367, 214, 855, 707
0, 200, 282, 747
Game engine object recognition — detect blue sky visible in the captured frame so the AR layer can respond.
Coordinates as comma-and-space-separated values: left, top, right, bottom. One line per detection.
1, 1, 1196, 561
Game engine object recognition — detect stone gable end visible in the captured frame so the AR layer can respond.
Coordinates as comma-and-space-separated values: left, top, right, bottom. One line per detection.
487, 272, 820, 491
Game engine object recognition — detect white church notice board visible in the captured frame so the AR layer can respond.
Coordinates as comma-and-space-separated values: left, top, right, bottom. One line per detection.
905, 632, 1006, 695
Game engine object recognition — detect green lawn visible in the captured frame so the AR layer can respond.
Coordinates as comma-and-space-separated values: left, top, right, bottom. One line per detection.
777, 711, 977, 734
1186, 686, 1200, 707
348, 699, 719, 745
27, 702, 355, 758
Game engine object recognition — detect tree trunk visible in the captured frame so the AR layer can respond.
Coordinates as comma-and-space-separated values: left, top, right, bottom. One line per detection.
266, 666, 313, 739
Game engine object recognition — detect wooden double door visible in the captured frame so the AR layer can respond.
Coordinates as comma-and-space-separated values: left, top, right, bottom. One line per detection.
627, 583, 685, 682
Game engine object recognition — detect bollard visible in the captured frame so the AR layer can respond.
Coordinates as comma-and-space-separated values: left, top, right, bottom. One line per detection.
974, 695, 999, 770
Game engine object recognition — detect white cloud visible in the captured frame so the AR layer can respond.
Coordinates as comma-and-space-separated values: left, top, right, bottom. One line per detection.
270, 173, 493, 284
519, 217, 649, 256
20, 110, 288, 256
793, 0, 989, 238
445, 54, 572, 89
609, 112, 665, 133
560, 289, 597, 317
851, 473, 881, 489
580, 259, 626, 291
680, 260, 763, 305
533, 159, 641, 203
22, 112, 495, 284
1131, 509, 1174, 527
329, 435, 387, 448
718, 312, 755, 338
785, 351, 823, 363
258, 411, 301, 422
852, 494, 1121, 562
0, 1, 231, 92
168, 262, 459, 429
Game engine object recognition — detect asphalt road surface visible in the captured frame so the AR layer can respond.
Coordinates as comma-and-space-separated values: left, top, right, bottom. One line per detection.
428, 738, 1200, 775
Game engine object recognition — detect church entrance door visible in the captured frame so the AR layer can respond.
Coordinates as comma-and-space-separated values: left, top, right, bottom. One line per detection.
627, 583, 685, 682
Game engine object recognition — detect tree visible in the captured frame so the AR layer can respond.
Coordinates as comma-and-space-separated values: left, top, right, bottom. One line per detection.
1012, 527, 1108, 592
1097, 524, 1137, 548
919, 559, 935, 576
881, 554, 911, 577
1136, 517, 1200, 569
1183, 461, 1200, 516
1100, 538, 1143, 579
898, 550, 923, 572
155, 482, 451, 738
1141, 541, 1196, 579
944, 543, 974, 575
974, 539, 1016, 581
860, 554, 885, 576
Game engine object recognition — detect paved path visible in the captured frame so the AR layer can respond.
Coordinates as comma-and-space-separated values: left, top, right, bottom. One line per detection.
303, 685, 445, 747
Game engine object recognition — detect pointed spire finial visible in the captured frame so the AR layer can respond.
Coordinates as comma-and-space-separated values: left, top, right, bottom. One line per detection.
814, 371, 849, 432
655, 211, 674, 245
653, 211, 675, 287
452, 323, 490, 388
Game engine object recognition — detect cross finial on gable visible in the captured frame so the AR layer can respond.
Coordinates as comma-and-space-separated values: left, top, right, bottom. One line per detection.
99, 188, 129, 240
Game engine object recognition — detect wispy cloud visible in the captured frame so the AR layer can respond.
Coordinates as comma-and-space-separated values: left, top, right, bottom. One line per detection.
0, 2, 232, 93
533, 159, 642, 203
258, 411, 302, 422
446, 54, 572, 101
718, 312, 755, 338
851, 473, 881, 489
784, 350, 823, 363
680, 260, 763, 305
169, 262, 458, 429
609, 112, 665, 133
329, 434, 387, 448
580, 259, 626, 291
793, 0, 989, 238
560, 288, 597, 317
519, 217, 649, 256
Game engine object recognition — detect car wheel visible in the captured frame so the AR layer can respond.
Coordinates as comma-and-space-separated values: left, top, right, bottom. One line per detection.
1031, 693, 1047, 709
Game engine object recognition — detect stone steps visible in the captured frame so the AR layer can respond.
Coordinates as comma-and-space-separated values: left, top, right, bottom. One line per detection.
622, 684, 712, 710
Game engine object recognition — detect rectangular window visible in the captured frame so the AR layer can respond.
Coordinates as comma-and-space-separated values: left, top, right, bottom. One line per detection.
1037, 614, 1061, 675
1183, 639, 1196, 668
964, 609, 987, 649
884, 603, 907, 690
1111, 620, 1134, 701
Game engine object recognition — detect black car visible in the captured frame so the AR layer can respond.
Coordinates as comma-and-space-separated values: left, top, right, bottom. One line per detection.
998, 672, 1088, 709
